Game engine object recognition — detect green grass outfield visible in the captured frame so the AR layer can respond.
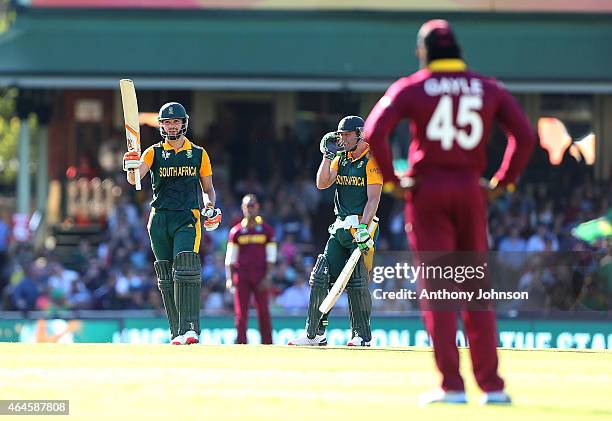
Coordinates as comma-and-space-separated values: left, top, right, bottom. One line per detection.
0, 344, 610, 420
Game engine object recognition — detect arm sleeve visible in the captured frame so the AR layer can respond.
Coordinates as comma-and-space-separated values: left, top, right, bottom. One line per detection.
200, 149, 213, 177
141, 146, 155, 168
492, 86, 536, 186
363, 80, 409, 184
266, 243, 277, 264
225, 227, 238, 265
228, 226, 237, 243
265, 226, 277, 263
330, 156, 340, 171
366, 155, 383, 185
225, 242, 238, 266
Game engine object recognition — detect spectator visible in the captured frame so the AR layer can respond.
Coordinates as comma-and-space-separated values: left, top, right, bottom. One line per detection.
10, 264, 40, 311
0, 210, 10, 290
526, 225, 559, 252
498, 227, 527, 271
47, 262, 79, 299
517, 256, 555, 303
67, 278, 92, 310
272, 260, 298, 290
276, 277, 310, 311
280, 234, 298, 266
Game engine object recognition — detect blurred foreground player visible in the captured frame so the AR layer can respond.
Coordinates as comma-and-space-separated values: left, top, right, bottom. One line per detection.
365, 20, 534, 403
225, 194, 277, 344
124, 102, 222, 345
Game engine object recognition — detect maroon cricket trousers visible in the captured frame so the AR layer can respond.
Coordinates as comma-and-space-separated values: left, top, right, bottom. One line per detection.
233, 273, 272, 344
405, 170, 505, 392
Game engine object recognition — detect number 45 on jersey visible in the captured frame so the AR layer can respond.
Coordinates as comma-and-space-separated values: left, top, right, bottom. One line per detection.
427, 95, 483, 151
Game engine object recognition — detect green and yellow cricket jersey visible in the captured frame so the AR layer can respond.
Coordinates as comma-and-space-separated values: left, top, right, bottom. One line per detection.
141, 138, 212, 210
330, 146, 383, 217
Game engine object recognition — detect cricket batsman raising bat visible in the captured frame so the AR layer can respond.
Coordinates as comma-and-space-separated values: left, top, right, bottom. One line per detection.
288, 116, 382, 347
120, 85, 222, 345
119, 79, 142, 190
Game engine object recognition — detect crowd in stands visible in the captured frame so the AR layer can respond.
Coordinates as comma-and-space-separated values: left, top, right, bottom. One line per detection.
488, 179, 611, 312
0, 127, 610, 315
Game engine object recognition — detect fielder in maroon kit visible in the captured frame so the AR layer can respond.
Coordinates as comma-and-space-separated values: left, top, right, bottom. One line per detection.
225, 194, 277, 344
365, 20, 534, 405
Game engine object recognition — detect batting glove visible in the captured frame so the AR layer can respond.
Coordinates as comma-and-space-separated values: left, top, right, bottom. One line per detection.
202, 206, 222, 231
123, 151, 141, 171
354, 223, 373, 253
320, 132, 343, 160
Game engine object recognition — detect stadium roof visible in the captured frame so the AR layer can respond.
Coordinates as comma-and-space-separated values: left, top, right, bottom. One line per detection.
16, 0, 612, 13
1, 8, 612, 92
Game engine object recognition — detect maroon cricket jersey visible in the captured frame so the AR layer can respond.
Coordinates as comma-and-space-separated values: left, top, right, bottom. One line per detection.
228, 217, 276, 278
364, 59, 534, 187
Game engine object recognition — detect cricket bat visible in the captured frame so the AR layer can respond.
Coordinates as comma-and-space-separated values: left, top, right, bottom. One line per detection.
319, 216, 378, 313
119, 79, 141, 190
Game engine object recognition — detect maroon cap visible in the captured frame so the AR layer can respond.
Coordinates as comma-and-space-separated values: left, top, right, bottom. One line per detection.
417, 19, 458, 50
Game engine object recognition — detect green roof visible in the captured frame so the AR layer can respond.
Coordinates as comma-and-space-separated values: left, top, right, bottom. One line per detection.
1, 9, 611, 90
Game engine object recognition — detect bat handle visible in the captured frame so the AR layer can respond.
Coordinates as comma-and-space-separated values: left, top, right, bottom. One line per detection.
368, 216, 379, 235
134, 168, 141, 191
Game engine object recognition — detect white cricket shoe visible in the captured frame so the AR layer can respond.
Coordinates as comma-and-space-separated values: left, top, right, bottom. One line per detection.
171, 335, 186, 345
346, 336, 370, 347
287, 333, 327, 346
480, 390, 512, 405
419, 389, 467, 406
184, 330, 199, 345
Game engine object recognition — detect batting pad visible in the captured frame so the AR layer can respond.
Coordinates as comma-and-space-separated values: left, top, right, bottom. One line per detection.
154, 260, 179, 339
306, 254, 330, 339
173, 251, 202, 335
347, 259, 371, 341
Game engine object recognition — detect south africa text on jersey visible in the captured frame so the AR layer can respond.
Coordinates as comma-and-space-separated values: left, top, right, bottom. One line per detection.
159, 166, 198, 177
336, 175, 365, 186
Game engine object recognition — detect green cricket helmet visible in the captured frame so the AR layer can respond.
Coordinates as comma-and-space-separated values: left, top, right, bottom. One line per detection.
158, 102, 189, 140
337, 115, 365, 141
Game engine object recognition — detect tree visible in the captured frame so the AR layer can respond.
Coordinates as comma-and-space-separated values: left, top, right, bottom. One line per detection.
0, 89, 20, 186
0, 2, 21, 188
0, 0, 14, 34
